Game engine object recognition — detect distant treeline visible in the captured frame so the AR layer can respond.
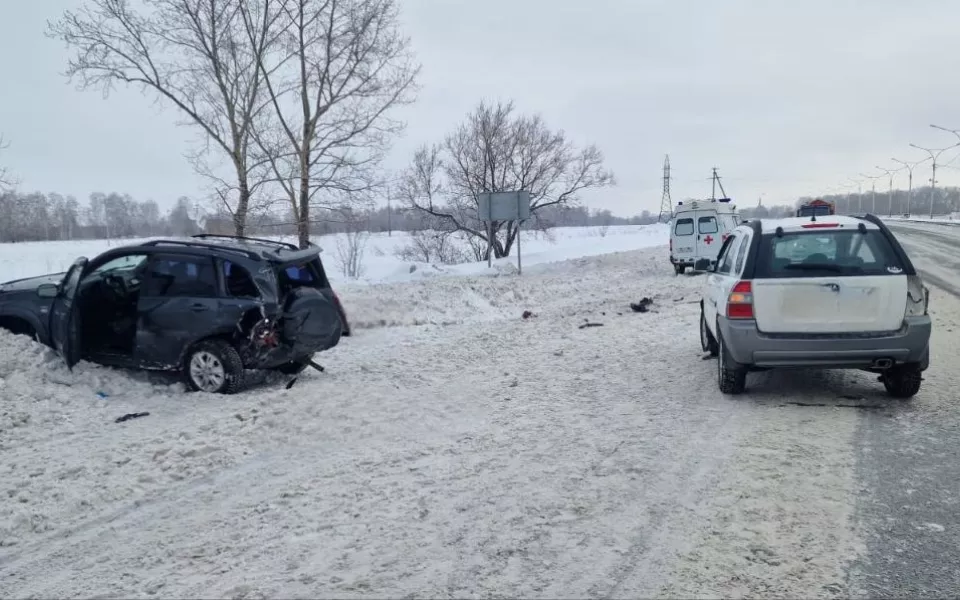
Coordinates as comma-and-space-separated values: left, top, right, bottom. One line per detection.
4, 185, 898, 244
0, 190, 668, 243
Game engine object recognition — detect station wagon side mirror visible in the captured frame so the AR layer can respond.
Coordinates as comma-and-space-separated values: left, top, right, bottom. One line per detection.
36, 283, 58, 298
694, 258, 713, 272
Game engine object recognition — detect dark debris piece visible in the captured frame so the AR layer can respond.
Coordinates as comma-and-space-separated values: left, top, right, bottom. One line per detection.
115, 412, 150, 423
578, 322, 604, 329
630, 297, 654, 313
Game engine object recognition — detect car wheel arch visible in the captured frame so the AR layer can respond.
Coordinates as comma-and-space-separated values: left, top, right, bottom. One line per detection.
0, 313, 44, 343
177, 332, 240, 369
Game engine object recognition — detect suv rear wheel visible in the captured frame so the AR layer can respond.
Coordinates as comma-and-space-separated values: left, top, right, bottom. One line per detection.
882, 364, 923, 399
717, 326, 747, 395
183, 339, 244, 394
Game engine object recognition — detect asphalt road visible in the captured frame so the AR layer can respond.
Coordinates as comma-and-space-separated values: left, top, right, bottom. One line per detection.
849, 221, 960, 598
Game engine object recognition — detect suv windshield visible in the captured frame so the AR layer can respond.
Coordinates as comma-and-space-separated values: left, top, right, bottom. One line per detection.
754, 229, 905, 278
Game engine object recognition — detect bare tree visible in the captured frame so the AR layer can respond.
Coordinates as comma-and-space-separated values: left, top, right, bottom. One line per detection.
401, 101, 615, 260
0, 134, 15, 190
241, 0, 420, 249
334, 205, 369, 278
48, 0, 278, 235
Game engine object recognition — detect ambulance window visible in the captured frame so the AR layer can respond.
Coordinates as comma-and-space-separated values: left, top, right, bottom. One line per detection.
698, 216, 719, 234
674, 218, 694, 236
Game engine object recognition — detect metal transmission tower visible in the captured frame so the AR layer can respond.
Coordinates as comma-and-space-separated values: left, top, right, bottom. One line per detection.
658, 154, 672, 222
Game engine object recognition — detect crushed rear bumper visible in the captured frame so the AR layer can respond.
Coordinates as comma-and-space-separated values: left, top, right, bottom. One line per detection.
717, 315, 931, 370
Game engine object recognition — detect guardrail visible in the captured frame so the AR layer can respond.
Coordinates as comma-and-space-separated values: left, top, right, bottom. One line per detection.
881, 215, 960, 227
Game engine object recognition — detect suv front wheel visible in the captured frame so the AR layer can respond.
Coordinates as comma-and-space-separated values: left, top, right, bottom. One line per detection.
700, 305, 718, 356
183, 339, 244, 394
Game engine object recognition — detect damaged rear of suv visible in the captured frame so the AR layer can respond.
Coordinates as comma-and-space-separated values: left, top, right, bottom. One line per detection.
0, 234, 350, 393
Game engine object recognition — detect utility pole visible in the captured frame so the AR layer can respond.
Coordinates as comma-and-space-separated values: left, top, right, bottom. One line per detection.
658, 154, 672, 223
910, 143, 954, 218
875, 165, 895, 217
848, 177, 863, 213
711, 167, 728, 200
891, 157, 929, 217
859, 173, 882, 214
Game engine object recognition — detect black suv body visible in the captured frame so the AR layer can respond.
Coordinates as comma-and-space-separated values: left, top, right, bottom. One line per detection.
0, 234, 351, 393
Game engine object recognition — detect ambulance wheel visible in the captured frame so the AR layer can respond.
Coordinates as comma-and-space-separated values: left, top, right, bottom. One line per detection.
675, 264, 686, 275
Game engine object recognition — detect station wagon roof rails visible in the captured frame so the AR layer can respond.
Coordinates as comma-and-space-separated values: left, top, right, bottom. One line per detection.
191, 233, 305, 251
141, 239, 262, 261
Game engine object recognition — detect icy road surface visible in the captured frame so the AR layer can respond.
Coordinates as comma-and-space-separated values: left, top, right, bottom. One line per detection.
1, 243, 960, 598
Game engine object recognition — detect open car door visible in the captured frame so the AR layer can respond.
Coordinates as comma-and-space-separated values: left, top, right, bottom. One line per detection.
50, 257, 88, 370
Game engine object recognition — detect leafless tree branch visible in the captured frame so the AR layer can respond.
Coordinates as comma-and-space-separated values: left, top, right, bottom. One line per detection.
241, 0, 420, 248
402, 101, 615, 259
48, 0, 278, 235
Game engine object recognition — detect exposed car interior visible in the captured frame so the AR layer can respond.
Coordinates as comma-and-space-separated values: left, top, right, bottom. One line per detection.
78, 254, 148, 355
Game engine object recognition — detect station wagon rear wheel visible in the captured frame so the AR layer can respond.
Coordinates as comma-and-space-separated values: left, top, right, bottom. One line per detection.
717, 328, 747, 395
183, 340, 244, 394
882, 364, 923, 399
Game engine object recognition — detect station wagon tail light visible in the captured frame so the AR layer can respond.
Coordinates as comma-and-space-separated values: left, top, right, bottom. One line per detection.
726, 281, 754, 319
800, 222, 840, 228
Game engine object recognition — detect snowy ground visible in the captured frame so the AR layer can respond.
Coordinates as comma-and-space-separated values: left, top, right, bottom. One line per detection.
1, 223, 959, 598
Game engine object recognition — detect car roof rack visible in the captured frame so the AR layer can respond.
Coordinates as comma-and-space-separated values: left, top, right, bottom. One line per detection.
191, 233, 313, 251
141, 239, 262, 261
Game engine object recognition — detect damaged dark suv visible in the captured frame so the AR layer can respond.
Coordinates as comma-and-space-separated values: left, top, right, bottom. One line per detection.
0, 234, 351, 393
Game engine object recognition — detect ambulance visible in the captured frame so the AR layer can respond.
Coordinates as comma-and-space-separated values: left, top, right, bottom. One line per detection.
669, 198, 740, 275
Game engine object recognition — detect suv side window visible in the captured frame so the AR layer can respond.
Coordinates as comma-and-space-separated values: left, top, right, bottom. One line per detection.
91, 254, 148, 275
734, 233, 750, 274
222, 260, 261, 299
716, 235, 740, 275
144, 256, 218, 298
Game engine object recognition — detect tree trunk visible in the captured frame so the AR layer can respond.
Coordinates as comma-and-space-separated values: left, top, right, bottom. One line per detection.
233, 178, 250, 237
297, 173, 311, 249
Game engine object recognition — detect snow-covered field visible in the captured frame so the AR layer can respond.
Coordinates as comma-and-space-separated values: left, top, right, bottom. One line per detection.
1, 223, 958, 598
0, 225, 668, 286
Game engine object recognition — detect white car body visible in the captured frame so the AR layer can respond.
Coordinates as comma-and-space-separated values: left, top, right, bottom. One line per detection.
698, 214, 931, 396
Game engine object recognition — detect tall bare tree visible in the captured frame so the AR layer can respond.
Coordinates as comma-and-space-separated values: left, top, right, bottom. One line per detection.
48, 0, 277, 235
401, 101, 615, 260
241, 0, 420, 248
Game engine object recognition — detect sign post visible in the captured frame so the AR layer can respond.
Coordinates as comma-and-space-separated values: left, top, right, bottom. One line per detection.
478, 191, 531, 274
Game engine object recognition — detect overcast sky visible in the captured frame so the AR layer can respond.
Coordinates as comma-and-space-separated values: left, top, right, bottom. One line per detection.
4, 0, 960, 216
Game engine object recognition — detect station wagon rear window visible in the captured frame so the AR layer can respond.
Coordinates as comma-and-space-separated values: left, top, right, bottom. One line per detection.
674, 218, 694, 235
754, 229, 906, 278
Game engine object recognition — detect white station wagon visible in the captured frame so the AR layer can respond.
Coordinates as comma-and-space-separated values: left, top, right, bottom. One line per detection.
697, 214, 931, 397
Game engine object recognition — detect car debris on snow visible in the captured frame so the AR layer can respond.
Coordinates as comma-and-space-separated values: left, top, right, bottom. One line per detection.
630, 297, 653, 313
114, 412, 149, 423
